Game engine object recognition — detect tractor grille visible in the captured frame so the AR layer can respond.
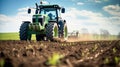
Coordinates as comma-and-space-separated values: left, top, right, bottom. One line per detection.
38, 16, 45, 26
38, 18, 42, 23
32, 18, 36, 22
32, 15, 45, 26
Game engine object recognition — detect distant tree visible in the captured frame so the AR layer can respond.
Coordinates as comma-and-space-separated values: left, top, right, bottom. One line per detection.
100, 29, 110, 39
76, 31, 79, 37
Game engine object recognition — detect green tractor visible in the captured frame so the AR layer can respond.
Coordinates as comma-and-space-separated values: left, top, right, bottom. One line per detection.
19, 3, 68, 41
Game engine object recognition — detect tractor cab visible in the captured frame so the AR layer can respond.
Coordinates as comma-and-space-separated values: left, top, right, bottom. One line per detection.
28, 4, 65, 22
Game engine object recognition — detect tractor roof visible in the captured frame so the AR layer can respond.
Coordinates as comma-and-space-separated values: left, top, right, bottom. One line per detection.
39, 4, 61, 9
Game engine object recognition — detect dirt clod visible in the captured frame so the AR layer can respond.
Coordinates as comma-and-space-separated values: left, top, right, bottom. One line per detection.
0, 40, 120, 67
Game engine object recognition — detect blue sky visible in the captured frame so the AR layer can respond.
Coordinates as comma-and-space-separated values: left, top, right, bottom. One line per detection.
0, 0, 120, 35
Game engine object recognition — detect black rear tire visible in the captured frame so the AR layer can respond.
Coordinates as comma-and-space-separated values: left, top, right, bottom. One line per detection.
19, 21, 31, 40
46, 22, 58, 41
59, 22, 68, 40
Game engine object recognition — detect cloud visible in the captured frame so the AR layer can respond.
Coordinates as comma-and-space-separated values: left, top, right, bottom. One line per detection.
88, 0, 109, 3
62, 7, 120, 34
17, 7, 36, 15
18, 7, 29, 11
94, 0, 101, 3
0, 14, 32, 32
41, 1, 49, 4
0, 15, 13, 22
0, 7, 32, 32
103, 4, 120, 16
104, 0, 109, 2
0, 14, 20, 32
88, 0, 101, 3
77, 2, 84, 5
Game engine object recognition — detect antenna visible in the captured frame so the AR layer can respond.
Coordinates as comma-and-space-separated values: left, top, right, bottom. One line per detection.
40, 0, 42, 4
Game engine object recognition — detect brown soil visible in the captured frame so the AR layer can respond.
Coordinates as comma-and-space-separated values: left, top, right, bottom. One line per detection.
0, 40, 120, 67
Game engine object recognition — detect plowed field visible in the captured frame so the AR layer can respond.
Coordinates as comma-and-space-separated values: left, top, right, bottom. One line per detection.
0, 40, 120, 67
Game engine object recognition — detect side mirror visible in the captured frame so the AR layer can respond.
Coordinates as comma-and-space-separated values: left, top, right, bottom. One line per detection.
28, 8, 31, 14
61, 8, 65, 13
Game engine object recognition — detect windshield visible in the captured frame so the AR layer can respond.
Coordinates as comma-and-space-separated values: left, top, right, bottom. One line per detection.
40, 8, 57, 20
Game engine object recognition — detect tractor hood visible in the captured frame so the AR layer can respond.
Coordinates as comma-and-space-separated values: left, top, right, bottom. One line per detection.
32, 14, 49, 25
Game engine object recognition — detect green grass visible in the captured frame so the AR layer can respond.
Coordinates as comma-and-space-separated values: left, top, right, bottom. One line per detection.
0, 32, 19, 40
0, 32, 36, 40
0, 32, 118, 40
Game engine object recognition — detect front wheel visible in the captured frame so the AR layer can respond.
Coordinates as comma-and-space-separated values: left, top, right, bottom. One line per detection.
46, 22, 58, 41
19, 21, 31, 40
